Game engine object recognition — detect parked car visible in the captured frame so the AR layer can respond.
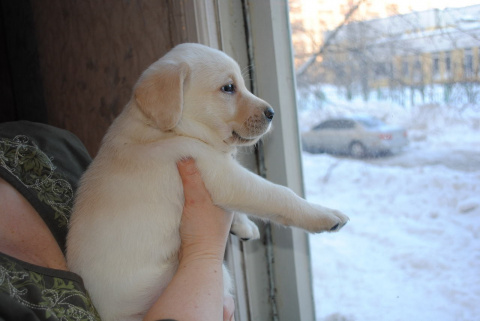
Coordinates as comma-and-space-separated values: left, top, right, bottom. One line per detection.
301, 115, 408, 158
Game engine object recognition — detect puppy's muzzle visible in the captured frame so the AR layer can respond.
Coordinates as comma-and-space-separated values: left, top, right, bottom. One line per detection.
229, 105, 274, 145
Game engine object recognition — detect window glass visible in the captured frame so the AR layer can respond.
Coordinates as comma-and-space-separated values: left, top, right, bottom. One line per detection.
335, 120, 355, 129
445, 51, 452, 76
314, 121, 334, 130
402, 59, 409, 78
464, 48, 474, 78
290, 1, 480, 320
355, 116, 384, 128
432, 52, 440, 80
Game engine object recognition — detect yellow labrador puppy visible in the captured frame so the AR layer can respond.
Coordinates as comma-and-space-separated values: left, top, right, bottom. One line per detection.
67, 43, 348, 321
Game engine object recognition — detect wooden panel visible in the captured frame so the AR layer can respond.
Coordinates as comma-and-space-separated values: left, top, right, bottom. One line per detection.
0, 3, 16, 122
31, 0, 187, 155
0, 0, 47, 123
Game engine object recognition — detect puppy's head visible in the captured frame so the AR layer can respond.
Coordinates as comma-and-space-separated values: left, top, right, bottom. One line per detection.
134, 43, 274, 147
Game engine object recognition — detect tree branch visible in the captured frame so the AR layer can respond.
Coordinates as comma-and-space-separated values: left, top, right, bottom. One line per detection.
296, 0, 366, 78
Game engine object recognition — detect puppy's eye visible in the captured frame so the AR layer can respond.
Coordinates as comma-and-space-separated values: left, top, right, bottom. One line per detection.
221, 84, 236, 94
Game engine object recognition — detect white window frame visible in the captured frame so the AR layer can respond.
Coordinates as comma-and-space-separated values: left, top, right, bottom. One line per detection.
184, 1, 315, 320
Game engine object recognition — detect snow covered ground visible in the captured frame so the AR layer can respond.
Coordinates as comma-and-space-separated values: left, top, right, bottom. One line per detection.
299, 92, 480, 321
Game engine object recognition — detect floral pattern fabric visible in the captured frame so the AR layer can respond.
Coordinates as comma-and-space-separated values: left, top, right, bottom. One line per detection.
0, 254, 100, 321
0, 135, 74, 228
0, 123, 100, 321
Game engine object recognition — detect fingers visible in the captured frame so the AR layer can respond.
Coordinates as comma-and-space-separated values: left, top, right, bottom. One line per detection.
176, 158, 232, 255
223, 295, 235, 321
177, 157, 199, 179
177, 158, 213, 205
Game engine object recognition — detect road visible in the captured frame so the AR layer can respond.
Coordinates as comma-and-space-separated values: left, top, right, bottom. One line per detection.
365, 147, 480, 172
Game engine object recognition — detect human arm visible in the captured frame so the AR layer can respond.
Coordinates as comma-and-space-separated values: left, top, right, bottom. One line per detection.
143, 158, 234, 321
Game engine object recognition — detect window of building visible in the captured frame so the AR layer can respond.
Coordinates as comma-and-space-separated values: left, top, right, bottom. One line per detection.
478, 48, 480, 77
464, 48, 474, 78
402, 59, 409, 78
373, 61, 389, 80
445, 51, 452, 77
432, 52, 440, 80
412, 57, 422, 83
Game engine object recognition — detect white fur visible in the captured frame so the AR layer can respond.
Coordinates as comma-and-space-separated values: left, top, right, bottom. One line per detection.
67, 43, 348, 321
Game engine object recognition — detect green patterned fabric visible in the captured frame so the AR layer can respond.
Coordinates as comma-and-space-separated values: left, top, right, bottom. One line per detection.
0, 134, 72, 227
0, 254, 101, 321
0, 121, 100, 321
0, 121, 91, 253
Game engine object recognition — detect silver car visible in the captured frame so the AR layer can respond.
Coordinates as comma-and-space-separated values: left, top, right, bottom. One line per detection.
301, 115, 408, 158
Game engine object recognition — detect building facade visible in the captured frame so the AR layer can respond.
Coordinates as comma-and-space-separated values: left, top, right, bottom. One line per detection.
319, 5, 480, 92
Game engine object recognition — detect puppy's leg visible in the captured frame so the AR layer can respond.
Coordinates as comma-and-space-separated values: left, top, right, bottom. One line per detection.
197, 157, 349, 233
230, 213, 260, 241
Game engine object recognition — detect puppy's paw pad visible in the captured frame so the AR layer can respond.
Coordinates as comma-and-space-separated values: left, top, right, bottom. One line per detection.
330, 223, 340, 231
329, 219, 348, 232
328, 211, 349, 231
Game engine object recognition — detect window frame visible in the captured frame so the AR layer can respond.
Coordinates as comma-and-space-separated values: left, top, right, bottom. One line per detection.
184, 0, 316, 320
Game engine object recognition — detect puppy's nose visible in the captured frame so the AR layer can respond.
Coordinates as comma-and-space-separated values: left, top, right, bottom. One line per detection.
264, 107, 275, 121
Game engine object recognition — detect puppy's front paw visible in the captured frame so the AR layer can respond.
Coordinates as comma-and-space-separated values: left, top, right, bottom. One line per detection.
305, 205, 349, 233
230, 213, 260, 241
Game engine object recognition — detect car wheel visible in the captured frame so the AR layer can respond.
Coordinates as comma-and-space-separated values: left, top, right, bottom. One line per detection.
302, 143, 313, 153
349, 142, 366, 158
311, 145, 324, 154
303, 143, 322, 154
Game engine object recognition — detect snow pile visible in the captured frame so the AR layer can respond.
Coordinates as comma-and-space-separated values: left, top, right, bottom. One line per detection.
304, 154, 480, 321
298, 86, 480, 321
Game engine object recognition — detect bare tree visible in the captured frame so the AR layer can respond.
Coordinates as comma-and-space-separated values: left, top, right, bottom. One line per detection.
292, 2, 480, 106
295, 0, 366, 79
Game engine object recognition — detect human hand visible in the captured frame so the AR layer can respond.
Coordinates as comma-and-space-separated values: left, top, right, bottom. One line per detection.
177, 158, 234, 263
177, 158, 236, 321
144, 159, 235, 321
224, 295, 235, 321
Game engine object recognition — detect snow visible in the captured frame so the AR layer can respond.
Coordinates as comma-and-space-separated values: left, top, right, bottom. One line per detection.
299, 87, 480, 321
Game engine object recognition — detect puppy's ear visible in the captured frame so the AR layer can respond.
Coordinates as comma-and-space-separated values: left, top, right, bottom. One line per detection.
135, 62, 189, 131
